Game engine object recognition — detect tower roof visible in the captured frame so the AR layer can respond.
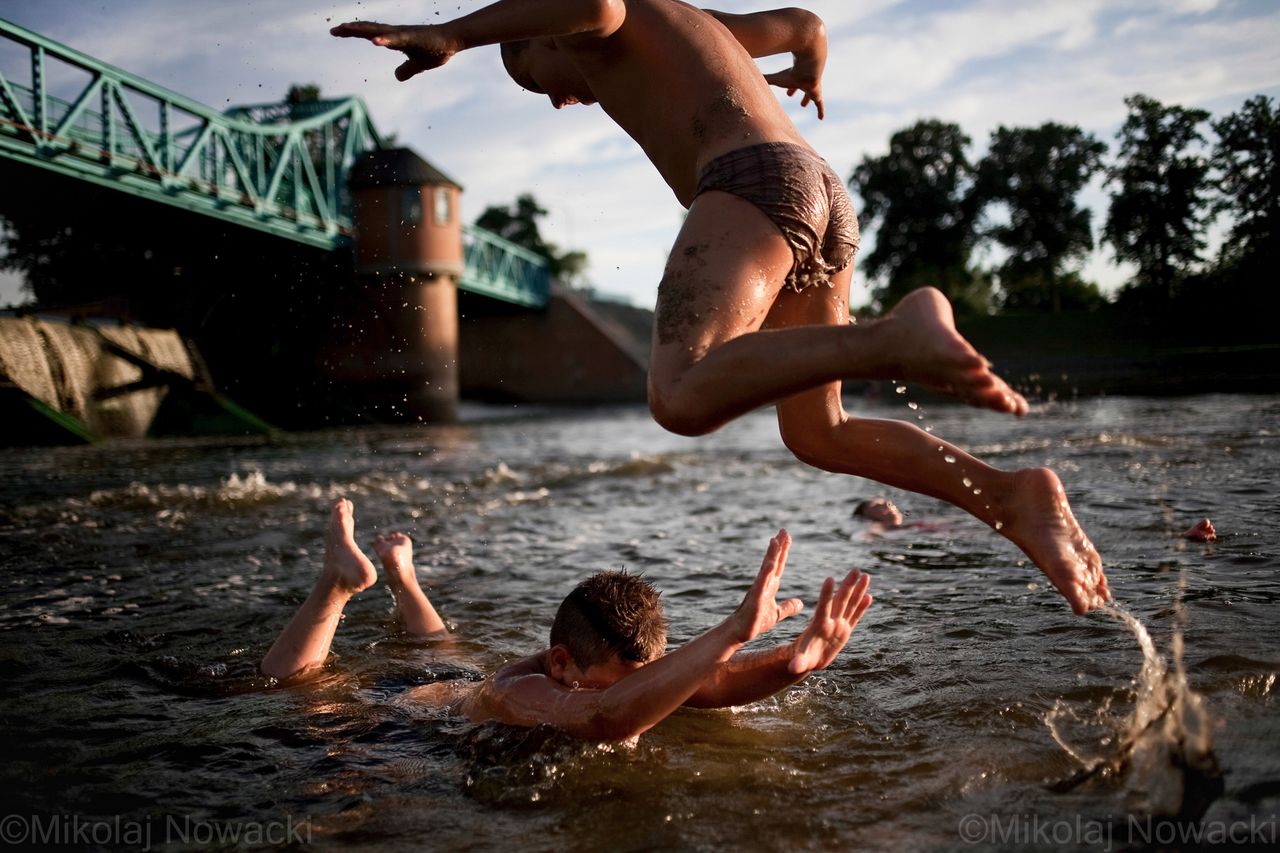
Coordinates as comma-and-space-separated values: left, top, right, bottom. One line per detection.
349, 147, 463, 190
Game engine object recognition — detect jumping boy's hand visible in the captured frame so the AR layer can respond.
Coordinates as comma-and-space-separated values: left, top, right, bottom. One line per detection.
786, 569, 872, 675
763, 65, 825, 119
725, 530, 805, 644
331, 22, 458, 80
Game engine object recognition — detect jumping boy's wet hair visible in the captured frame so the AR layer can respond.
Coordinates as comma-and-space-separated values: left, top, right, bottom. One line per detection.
550, 570, 667, 667
500, 40, 546, 94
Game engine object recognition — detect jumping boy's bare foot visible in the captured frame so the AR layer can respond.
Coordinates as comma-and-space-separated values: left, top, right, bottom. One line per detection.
323, 499, 377, 595
999, 468, 1109, 614
872, 287, 1029, 416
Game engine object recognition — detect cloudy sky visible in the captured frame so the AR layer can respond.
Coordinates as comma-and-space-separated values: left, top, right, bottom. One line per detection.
1, 0, 1278, 309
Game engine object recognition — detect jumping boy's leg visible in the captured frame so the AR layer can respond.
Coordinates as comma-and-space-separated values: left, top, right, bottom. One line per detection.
647, 192, 1027, 438
260, 499, 377, 680
373, 532, 447, 636
646, 192, 1105, 612
764, 269, 1109, 614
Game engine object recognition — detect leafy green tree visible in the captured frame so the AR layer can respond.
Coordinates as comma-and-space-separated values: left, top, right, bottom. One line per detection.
554, 249, 588, 285
475, 193, 589, 284
286, 84, 321, 105
849, 119, 988, 313
1211, 94, 1279, 275
1104, 94, 1212, 303
974, 123, 1106, 313
476, 194, 554, 255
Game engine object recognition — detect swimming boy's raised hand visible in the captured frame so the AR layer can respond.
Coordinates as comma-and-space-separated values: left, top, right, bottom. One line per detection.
725, 530, 805, 644
683, 540, 870, 709
331, 22, 458, 80
786, 569, 872, 675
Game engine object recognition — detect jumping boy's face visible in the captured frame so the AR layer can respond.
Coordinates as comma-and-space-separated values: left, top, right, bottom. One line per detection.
511, 39, 597, 109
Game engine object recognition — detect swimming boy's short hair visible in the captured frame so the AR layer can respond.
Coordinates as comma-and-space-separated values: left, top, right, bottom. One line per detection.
550, 570, 667, 667
500, 40, 546, 94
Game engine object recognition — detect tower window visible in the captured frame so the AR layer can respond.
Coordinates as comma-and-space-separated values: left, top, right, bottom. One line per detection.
434, 187, 452, 226
401, 188, 422, 225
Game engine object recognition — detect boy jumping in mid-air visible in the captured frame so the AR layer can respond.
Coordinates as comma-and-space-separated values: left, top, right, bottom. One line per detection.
261, 500, 873, 741
332, 0, 1111, 614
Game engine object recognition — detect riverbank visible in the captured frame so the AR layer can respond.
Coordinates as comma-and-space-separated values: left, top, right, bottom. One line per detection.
957, 311, 1280, 397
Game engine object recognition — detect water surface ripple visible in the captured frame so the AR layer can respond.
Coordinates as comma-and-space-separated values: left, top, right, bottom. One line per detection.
1, 395, 1276, 850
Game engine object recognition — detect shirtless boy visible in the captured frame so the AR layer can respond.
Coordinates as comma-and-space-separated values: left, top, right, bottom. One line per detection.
332, 0, 1111, 614
261, 499, 873, 741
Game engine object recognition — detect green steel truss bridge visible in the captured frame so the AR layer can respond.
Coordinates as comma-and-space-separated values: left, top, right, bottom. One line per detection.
0, 18, 548, 307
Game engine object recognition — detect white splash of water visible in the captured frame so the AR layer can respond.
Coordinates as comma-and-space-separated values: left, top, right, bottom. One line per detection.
1045, 598, 1219, 817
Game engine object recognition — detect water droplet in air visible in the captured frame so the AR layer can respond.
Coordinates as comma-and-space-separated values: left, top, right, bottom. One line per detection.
994, 521, 1004, 530
973, 488, 982, 495
895, 385, 907, 394
944, 455, 956, 464
962, 477, 973, 488
907, 401, 918, 410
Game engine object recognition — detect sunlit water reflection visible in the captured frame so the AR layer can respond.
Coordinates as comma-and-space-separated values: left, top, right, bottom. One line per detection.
1, 394, 1276, 850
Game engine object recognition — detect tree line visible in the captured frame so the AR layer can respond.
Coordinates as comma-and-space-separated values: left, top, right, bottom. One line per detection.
849, 93, 1277, 317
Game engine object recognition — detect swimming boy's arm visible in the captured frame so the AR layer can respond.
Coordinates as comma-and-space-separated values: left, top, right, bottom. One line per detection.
331, 0, 626, 81
685, 561, 872, 708
705, 6, 828, 118
461, 531, 805, 741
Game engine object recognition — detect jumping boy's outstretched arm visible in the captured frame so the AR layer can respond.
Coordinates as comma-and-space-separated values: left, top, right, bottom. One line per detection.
331, 0, 625, 80
705, 7, 828, 118
465, 531, 806, 741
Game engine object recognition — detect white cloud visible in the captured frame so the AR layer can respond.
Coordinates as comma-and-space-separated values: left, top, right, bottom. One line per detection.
1173, 0, 1221, 13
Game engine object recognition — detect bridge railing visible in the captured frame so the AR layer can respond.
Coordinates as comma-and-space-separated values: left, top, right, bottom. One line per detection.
0, 17, 382, 250
461, 224, 552, 308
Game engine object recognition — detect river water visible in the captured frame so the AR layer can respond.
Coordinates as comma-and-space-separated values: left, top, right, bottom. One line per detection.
1, 394, 1276, 851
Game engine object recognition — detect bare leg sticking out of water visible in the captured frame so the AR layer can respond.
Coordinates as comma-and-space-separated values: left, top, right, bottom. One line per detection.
374, 531, 447, 636
260, 499, 375, 680
261, 501, 448, 680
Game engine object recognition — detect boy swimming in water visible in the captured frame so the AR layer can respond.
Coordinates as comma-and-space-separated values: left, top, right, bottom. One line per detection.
261, 499, 873, 741
331, 0, 1111, 614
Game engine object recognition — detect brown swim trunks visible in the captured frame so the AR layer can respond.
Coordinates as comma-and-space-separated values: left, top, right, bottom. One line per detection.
694, 142, 859, 291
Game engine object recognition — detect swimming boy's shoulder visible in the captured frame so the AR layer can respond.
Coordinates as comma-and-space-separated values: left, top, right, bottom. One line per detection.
458, 651, 588, 728
490, 651, 554, 684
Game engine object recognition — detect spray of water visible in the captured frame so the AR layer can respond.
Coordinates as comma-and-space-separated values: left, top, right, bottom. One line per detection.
1045, 594, 1222, 819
